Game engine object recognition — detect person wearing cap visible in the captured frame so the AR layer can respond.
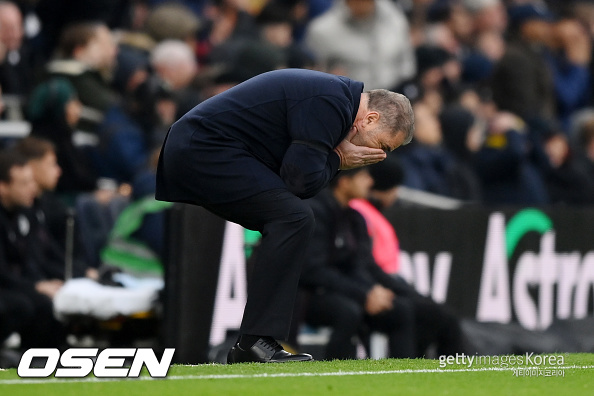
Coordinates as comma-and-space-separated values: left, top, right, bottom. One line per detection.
156, 68, 415, 363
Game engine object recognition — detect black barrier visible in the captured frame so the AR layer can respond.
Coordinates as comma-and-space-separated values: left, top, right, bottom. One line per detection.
163, 204, 227, 364
386, 206, 594, 331
163, 204, 594, 362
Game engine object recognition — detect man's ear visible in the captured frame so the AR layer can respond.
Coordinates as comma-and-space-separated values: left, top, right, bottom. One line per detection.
366, 111, 380, 125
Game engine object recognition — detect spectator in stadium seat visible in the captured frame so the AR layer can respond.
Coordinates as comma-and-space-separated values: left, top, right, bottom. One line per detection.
395, 45, 457, 117
143, 1, 202, 48
438, 104, 484, 202
300, 167, 416, 360
474, 111, 549, 205
198, 0, 259, 66
149, 39, 200, 120
491, 3, 591, 133
27, 77, 98, 194
93, 74, 176, 184
540, 129, 594, 205
304, 0, 416, 90
45, 21, 119, 136
0, 1, 37, 99
35, 0, 133, 59
111, 44, 150, 98
396, 101, 458, 197
255, 1, 316, 70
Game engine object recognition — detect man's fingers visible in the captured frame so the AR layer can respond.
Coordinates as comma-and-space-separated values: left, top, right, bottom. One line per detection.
365, 147, 386, 155
364, 152, 387, 164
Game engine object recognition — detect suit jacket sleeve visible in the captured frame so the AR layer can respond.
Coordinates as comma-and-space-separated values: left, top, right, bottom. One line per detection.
281, 96, 350, 198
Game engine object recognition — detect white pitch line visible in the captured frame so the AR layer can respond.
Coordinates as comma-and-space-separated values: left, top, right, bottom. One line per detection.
1, 365, 593, 385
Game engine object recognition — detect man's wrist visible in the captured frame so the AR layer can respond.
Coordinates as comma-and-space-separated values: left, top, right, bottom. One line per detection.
333, 148, 345, 170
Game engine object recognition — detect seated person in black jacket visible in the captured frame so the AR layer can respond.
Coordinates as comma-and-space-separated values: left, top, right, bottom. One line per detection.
299, 168, 416, 360
353, 158, 467, 357
0, 150, 67, 350
15, 136, 95, 280
300, 166, 467, 359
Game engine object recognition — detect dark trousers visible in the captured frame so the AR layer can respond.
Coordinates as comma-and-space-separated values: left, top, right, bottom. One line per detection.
390, 276, 466, 357
304, 291, 416, 360
203, 189, 315, 340
0, 289, 35, 343
0, 288, 66, 349
409, 293, 465, 357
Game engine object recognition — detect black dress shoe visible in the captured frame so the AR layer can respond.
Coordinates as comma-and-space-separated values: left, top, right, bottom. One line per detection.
227, 337, 313, 364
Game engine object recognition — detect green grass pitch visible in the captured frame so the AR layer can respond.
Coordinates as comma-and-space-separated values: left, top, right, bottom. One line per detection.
1, 353, 592, 396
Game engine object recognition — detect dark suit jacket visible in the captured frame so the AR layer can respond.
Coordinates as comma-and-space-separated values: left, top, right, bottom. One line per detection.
156, 69, 363, 204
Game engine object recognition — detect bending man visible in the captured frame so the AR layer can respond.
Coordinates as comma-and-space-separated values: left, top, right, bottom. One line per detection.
155, 68, 414, 363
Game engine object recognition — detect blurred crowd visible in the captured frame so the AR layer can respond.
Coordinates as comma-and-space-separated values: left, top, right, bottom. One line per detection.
0, 0, 593, 208
2, 0, 594, 363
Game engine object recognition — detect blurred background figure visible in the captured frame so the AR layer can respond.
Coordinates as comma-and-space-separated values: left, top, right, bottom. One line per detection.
45, 21, 119, 137
474, 111, 549, 205
0, 150, 67, 352
396, 101, 457, 197
540, 129, 594, 205
255, 1, 316, 70
0, 1, 37, 102
491, 3, 591, 135
144, 1, 202, 49
149, 39, 200, 118
15, 136, 98, 280
26, 77, 97, 195
305, 0, 416, 90
92, 74, 175, 185
438, 104, 484, 202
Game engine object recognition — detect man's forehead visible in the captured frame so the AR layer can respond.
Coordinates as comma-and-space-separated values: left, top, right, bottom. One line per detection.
9, 164, 32, 177
381, 130, 405, 151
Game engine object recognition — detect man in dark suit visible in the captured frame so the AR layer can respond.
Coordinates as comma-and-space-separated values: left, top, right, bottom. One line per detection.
156, 68, 414, 363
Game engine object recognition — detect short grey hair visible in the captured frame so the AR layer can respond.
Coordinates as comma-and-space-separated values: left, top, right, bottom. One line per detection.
150, 39, 196, 69
366, 89, 415, 145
